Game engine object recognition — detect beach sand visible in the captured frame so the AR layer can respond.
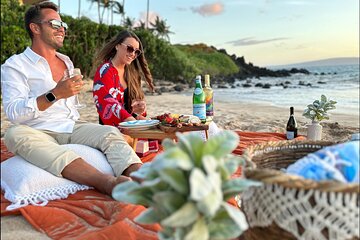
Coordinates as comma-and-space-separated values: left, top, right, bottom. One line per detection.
1, 80, 359, 239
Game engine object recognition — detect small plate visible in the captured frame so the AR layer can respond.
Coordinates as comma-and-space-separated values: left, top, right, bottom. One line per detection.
119, 120, 159, 129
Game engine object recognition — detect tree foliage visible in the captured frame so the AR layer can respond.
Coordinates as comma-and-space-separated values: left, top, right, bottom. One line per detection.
1, 0, 239, 83
1, 0, 30, 63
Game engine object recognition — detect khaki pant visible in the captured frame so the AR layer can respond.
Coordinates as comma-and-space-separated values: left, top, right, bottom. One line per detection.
4, 122, 141, 177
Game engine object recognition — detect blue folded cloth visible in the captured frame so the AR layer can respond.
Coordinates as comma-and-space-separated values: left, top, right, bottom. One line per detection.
286, 141, 359, 183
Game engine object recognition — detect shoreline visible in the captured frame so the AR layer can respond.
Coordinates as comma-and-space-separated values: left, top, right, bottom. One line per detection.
2, 85, 358, 142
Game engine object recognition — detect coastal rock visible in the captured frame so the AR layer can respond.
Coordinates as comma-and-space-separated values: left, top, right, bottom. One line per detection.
174, 85, 184, 92
262, 83, 272, 89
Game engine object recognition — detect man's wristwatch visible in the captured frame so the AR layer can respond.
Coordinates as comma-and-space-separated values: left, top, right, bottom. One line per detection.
132, 113, 138, 118
45, 91, 57, 103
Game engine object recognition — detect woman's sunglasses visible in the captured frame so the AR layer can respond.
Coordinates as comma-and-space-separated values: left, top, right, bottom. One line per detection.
120, 43, 142, 57
37, 19, 68, 31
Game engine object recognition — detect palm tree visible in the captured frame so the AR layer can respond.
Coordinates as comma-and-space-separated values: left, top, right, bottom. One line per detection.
150, 16, 172, 41
88, 0, 102, 23
146, 0, 149, 29
123, 16, 135, 30
78, 0, 81, 18
135, 21, 146, 30
111, 0, 125, 25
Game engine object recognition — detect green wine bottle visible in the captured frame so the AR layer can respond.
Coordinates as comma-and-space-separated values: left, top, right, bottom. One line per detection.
193, 75, 206, 123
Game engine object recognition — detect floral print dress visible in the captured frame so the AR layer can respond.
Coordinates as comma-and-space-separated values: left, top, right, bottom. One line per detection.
93, 61, 132, 126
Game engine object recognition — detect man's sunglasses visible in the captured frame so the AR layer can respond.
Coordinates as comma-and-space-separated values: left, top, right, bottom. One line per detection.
37, 19, 68, 31
120, 43, 142, 57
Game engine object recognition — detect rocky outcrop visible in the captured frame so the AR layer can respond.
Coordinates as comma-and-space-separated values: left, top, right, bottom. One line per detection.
214, 50, 310, 84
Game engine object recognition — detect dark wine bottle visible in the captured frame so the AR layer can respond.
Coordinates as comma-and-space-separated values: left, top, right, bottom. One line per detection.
286, 107, 298, 140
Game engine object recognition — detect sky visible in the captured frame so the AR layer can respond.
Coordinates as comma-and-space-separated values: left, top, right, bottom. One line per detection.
54, 0, 359, 67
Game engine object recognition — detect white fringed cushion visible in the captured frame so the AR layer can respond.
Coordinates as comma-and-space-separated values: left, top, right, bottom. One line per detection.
1, 144, 114, 210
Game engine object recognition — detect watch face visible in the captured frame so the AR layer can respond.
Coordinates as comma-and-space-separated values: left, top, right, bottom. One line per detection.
45, 92, 56, 102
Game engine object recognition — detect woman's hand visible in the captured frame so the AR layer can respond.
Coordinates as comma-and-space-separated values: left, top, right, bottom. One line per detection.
131, 99, 146, 115
124, 116, 136, 122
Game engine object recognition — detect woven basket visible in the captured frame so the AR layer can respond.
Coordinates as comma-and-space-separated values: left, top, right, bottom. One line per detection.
239, 140, 360, 240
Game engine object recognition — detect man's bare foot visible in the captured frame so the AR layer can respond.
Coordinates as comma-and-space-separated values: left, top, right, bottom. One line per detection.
123, 163, 142, 176
104, 175, 132, 196
123, 163, 143, 183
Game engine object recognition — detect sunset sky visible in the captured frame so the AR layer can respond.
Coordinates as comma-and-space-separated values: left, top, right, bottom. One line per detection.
55, 0, 359, 66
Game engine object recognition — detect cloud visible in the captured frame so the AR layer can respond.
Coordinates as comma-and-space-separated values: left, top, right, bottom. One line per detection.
227, 37, 289, 46
134, 11, 160, 27
191, 2, 224, 17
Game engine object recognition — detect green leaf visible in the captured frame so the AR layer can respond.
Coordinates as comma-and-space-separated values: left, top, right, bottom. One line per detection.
176, 132, 196, 160
175, 132, 206, 166
190, 168, 212, 201
112, 181, 151, 206
202, 155, 218, 175
153, 191, 186, 214
135, 207, 160, 224
208, 207, 245, 239
129, 162, 155, 180
161, 202, 199, 227
321, 94, 327, 102
152, 147, 193, 170
135, 178, 169, 194
222, 202, 249, 231
158, 168, 189, 194
222, 178, 262, 200
223, 156, 242, 177
184, 217, 209, 240
196, 189, 222, 217
203, 131, 239, 159
162, 138, 177, 150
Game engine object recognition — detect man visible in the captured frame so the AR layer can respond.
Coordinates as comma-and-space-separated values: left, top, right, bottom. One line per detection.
1, 1, 142, 196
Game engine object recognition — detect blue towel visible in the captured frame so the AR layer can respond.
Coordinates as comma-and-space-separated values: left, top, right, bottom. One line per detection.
286, 141, 359, 183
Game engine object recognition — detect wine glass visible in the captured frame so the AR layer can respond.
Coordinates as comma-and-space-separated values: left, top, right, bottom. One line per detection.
131, 99, 146, 116
63, 68, 86, 109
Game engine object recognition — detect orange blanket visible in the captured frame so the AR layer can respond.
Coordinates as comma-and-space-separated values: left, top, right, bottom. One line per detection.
1, 131, 303, 239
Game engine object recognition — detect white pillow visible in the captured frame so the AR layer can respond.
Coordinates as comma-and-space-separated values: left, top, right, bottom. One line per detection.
1, 144, 114, 210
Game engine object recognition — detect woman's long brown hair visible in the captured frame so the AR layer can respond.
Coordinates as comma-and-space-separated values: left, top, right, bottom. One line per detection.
93, 30, 154, 112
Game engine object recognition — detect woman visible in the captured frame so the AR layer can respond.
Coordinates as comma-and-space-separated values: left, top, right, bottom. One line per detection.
93, 30, 155, 126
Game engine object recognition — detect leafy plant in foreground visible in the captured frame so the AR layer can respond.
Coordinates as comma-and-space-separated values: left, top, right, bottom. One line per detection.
112, 130, 262, 240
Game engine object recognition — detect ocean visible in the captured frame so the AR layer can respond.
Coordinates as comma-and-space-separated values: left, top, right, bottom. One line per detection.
214, 64, 359, 116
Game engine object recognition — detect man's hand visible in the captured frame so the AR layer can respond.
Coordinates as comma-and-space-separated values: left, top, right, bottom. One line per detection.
53, 75, 84, 99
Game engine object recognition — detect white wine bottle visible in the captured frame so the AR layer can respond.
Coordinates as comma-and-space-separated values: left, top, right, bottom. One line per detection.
286, 106, 298, 140
203, 74, 214, 122
193, 75, 206, 123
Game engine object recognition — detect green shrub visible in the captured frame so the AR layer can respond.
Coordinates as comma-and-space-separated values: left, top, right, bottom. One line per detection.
1, 0, 239, 83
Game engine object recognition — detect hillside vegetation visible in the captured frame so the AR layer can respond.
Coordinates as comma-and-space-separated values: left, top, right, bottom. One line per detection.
1, 0, 239, 84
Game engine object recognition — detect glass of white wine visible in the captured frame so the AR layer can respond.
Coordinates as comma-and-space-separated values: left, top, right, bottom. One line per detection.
63, 68, 86, 109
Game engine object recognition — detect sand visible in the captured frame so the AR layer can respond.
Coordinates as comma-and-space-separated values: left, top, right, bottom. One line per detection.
1, 79, 359, 239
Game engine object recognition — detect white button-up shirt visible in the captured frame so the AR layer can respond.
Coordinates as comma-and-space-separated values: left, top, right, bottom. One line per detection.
1, 47, 80, 133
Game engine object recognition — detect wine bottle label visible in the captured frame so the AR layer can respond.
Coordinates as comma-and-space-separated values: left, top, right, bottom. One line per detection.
286, 131, 295, 140
193, 103, 206, 119
194, 88, 202, 95
206, 97, 213, 116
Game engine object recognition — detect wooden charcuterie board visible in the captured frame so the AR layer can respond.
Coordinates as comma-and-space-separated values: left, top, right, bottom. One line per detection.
159, 124, 209, 133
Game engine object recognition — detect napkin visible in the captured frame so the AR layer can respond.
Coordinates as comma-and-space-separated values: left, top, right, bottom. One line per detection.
286, 141, 359, 183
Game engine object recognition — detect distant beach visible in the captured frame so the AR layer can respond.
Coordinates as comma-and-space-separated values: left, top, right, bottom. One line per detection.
1, 65, 359, 142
